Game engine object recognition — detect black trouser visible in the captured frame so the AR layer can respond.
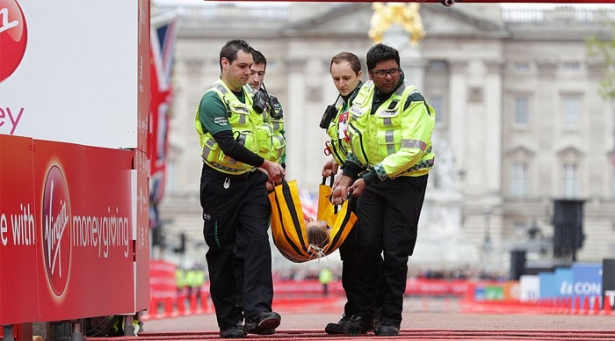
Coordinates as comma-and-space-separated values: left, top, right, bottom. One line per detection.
200, 164, 273, 329
338, 226, 359, 317
233, 179, 270, 322
352, 174, 428, 328
340, 202, 385, 318
233, 240, 246, 322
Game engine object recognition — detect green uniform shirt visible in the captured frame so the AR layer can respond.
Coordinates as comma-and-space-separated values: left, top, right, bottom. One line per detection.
198, 90, 246, 135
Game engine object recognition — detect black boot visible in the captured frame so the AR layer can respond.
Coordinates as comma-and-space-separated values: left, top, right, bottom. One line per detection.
339, 315, 373, 335
374, 322, 399, 336
220, 325, 245, 339
244, 311, 281, 335
324, 315, 351, 334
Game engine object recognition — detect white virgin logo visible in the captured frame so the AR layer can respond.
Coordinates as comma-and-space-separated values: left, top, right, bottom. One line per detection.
0, 8, 19, 34
44, 180, 68, 278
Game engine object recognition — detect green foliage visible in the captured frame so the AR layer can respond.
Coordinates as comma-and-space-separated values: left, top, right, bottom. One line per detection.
587, 15, 615, 100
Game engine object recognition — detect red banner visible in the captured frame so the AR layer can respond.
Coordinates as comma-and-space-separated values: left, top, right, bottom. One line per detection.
134, 149, 151, 310
0, 0, 150, 328
0, 135, 144, 324
0, 135, 38, 323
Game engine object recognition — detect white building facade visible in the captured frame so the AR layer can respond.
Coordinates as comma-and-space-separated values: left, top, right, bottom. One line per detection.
155, 2, 615, 275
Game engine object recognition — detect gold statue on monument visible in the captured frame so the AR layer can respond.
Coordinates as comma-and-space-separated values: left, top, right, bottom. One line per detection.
369, 2, 426, 45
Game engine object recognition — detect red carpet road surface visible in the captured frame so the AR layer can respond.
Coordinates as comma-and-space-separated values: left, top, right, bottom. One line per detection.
90, 312, 615, 341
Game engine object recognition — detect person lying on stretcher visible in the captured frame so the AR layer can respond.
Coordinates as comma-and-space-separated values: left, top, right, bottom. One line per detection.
304, 217, 331, 251
304, 186, 354, 253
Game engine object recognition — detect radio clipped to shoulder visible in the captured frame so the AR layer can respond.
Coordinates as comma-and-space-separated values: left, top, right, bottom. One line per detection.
269, 95, 283, 119
252, 73, 269, 114
319, 94, 342, 129
252, 88, 269, 114
319, 105, 337, 129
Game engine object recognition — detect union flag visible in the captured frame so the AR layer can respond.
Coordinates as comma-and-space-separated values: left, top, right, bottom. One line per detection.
149, 10, 179, 226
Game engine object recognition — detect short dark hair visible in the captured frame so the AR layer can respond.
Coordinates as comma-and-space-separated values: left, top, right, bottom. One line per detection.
251, 49, 267, 68
219, 39, 252, 70
330, 52, 361, 76
366, 43, 400, 71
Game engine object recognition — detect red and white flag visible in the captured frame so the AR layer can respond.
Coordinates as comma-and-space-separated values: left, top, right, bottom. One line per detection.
149, 10, 180, 208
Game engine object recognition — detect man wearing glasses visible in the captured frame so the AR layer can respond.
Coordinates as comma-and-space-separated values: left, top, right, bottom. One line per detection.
331, 43, 436, 336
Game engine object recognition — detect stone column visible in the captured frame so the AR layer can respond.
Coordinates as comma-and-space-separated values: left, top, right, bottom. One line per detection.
536, 59, 558, 193
483, 60, 504, 268
448, 60, 469, 184
484, 60, 504, 195
283, 57, 310, 185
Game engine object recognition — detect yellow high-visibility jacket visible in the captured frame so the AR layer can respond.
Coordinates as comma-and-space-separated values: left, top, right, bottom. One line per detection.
346, 80, 435, 179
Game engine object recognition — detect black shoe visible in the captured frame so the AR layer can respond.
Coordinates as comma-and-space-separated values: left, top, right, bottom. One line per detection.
375, 323, 399, 336
244, 311, 281, 335
373, 307, 382, 330
220, 325, 245, 339
339, 315, 373, 335
324, 315, 351, 334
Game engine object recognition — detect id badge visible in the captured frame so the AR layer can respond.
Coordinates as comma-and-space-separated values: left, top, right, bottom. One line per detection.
338, 112, 348, 139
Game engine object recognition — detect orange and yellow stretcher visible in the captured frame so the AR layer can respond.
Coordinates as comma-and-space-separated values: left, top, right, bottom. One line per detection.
268, 177, 357, 263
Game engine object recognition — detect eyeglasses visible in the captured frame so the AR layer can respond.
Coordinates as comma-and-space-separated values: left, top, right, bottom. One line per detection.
372, 68, 401, 78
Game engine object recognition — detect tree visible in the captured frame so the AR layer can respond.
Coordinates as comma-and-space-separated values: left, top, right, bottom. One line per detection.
587, 14, 615, 100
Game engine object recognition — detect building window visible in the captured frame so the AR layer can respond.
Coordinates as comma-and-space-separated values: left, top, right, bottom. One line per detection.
562, 163, 578, 198
562, 95, 581, 126
424, 60, 449, 127
429, 60, 447, 71
514, 96, 529, 125
512, 162, 528, 198
513, 62, 530, 72
562, 62, 580, 71
431, 95, 444, 124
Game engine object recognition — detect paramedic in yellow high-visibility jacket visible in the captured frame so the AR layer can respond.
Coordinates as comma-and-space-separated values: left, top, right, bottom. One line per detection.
194, 39, 284, 339
331, 43, 435, 337
320, 52, 384, 336
234, 48, 286, 333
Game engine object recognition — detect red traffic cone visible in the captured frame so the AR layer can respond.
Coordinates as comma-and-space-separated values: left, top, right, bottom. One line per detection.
582, 296, 590, 314
190, 294, 198, 313
164, 297, 174, 317
602, 297, 613, 316
177, 294, 186, 315
592, 296, 600, 315
551, 298, 558, 314
573, 296, 581, 314
148, 297, 158, 319
201, 292, 208, 313
555, 297, 563, 314
564, 297, 572, 314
